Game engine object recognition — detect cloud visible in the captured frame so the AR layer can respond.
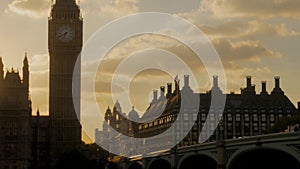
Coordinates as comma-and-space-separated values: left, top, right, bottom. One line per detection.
199, 20, 300, 39
138, 0, 200, 14
213, 39, 282, 63
210, 0, 300, 19
81, 0, 140, 20
8, 0, 50, 18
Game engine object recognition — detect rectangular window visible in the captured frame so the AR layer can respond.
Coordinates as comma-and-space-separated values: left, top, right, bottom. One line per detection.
227, 114, 232, 121
201, 114, 206, 121
210, 114, 215, 121
245, 114, 249, 121
209, 122, 215, 129
236, 114, 241, 121
262, 114, 266, 121
270, 114, 275, 122
253, 114, 258, 122
184, 114, 189, 121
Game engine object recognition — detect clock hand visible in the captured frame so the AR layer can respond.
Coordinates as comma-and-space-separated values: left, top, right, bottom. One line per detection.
58, 32, 68, 38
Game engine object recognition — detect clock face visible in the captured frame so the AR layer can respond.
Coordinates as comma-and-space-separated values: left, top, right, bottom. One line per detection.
56, 25, 75, 42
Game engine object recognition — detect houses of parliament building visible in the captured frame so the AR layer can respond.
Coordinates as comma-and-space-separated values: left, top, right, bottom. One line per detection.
0, 0, 82, 169
0, 0, 300, 168
96, 75, 300, 154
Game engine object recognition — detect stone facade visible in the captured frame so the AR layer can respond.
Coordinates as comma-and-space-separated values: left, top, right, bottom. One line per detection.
0, 56, 32, 169
96, 75, 299, 154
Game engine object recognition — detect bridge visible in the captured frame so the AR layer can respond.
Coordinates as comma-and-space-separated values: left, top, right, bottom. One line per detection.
118, 132, 300, 169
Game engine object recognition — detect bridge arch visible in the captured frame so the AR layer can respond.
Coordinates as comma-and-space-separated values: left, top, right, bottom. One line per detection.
227, 146, 300, 169
147, 158, 171, 169
177, 152, 217, 169
127, 161, 143, 169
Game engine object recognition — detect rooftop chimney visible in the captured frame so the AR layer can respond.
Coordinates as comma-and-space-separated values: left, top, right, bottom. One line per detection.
271, 76, 284, 95
261, 81, 267, 94
167, 83, 172, 98
153, 90, 158, 101
184, 75, 190, 87
246, 76, 252, 88
159, 86, 165, 99
174, 78, 180, 95
213, 76, 218, 87
242, 76, 256, 95
275, 76, 280, 88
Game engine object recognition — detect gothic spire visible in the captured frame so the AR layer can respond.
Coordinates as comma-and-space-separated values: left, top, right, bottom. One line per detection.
0, 57, 3, 81
23, 51, 29, 88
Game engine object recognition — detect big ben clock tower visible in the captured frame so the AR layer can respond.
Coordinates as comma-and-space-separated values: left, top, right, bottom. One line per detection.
48, 0, 82, 162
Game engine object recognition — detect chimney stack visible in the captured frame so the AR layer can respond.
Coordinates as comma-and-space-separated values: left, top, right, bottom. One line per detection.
261, 81, 267, 93
275, 76, 280, 88
174, 79, 180, 94
167, 83, 172, 98
246, 76, 252, 88
213, 76, 219, 87
160, 86, 165, 98
184, 75, 190, 87
153, 90, 158, 101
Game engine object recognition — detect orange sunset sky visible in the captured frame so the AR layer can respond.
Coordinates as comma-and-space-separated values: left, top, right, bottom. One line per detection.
0, 0, 300, 142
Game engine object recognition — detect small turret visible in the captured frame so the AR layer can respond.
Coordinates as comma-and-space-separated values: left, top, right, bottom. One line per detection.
105, 106, 112, 120
114, 100, 122, 114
